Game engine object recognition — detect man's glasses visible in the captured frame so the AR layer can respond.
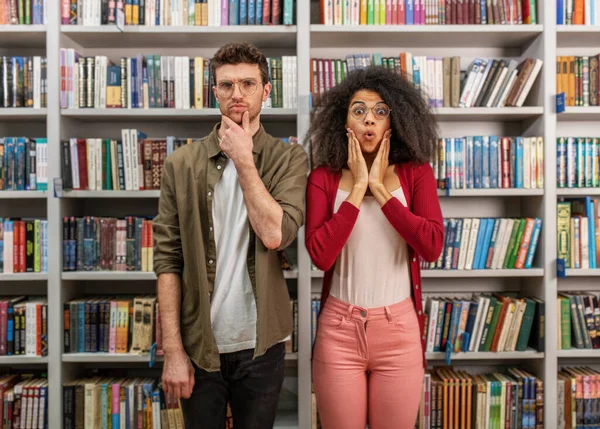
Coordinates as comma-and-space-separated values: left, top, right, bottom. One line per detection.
215, 79, 261, 98
348, 102, 392, 121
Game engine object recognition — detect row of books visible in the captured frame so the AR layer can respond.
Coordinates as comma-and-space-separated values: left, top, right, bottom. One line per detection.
422, 217, 543, 271
0, 0, 46, 25
557, 292, 600, 350
0, 137, 49, 192
0, 56, 48, 109
62, 376, 183, 429
310, 54, 542, 109
62, 216, 154, 272
59, 51, 295, 110
319, 0, 539, 25
557, 366, 600, 429
556, 55, 600, 107
61, 0, 294, 26
63, 295, 159, 355
433, 135, 544, 190
63, 295, 298, 355
417, 367, 544, 429
60, 133, 299, 192
0, 297, 48, 357
423, 293, 544, 354
557, 137, 600, 189
557, 0, 600, 25
0, 374, 48, 429
0, 219, 49, 274
557, 197, 600, 269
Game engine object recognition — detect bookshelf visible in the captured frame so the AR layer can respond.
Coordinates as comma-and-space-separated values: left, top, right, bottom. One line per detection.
2, 0, 600, 427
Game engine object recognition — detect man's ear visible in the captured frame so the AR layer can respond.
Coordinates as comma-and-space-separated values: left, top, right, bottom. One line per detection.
262, 82, 272, 102
212, 86, 218, 101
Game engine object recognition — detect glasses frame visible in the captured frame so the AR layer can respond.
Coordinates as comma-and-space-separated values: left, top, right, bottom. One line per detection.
215, 79, 263, 98
348, 102, 392, 121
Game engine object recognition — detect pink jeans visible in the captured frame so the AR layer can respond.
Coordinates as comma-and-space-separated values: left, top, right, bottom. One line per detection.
312, 295, 425, 429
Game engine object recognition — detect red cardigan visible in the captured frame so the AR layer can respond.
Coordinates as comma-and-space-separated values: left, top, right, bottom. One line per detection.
305, 161, 445, 367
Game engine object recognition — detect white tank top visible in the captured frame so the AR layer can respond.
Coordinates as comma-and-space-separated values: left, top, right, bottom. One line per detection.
330, 187, 413, 308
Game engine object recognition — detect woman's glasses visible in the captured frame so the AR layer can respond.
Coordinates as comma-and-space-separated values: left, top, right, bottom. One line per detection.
348, 102, 391, 121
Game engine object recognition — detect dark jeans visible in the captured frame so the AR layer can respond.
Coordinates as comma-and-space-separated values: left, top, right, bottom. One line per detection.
180, 342, 286, 429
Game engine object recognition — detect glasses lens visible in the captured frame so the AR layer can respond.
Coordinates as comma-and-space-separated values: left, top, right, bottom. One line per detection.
350, 104, 367, 119
217, 81, 233, 97
373, 104, 390, 119
239, 79, 258, 96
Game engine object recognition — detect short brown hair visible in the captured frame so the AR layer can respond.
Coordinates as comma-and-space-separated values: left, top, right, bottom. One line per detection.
211, 43, 270, 86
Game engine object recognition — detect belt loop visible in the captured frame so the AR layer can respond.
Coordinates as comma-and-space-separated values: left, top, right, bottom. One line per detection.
346, 304, 354, 321
384, 306, 394, 323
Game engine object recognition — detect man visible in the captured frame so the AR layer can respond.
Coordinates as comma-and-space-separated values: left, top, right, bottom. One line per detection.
153, 42, 307, 429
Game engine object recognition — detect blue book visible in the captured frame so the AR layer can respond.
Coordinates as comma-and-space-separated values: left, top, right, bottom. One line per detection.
466, 136, 474, 188
406, 0, 414, 24
463, 301, 479, 351
482, 136, 490, 188
473, 136, 482, 188
471, 218, 488, 270
515, 136, 524, 188
480, 0, 487, 23
587, 198, 596, 268
229, 0, 240, 25
479, 218, 496, 269
248, 0, 256, 24
524, 218, 542, 269
447, 300, 462, 350
452, 218, 463, 268
256, 0, 263, 24
240, 0, 248, 24
484, 218, 501, 269
15, 138, 25, 191
489, 135, 499, 188
444, 219, 457, 269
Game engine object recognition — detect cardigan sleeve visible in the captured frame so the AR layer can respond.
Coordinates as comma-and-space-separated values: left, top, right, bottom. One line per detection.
381, 162, 444, 262
305, 168, 359, 272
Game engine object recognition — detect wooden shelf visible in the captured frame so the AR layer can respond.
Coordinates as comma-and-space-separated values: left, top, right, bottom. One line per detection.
62, 270, 298, 280
426, 349, 544, 361
63, 352, 298, 363
0, 191, 47, 199
563, 269, 600, 277
557, 107, 600, 121
0, 356, 48, 364
310, 24, 543, 48
432, 107, 543, 121
438, 189, 544, 197
61, 25, 297, 49
63, 190, 161, 198
556, 349, 600, 358
0, 25, 47, 48
557, 25, 600, 47
421, 269, 544, 278
0, 273, 48, 281
0, 108, 47, 120
557, 188, 600, 196
61, 108, 297, 122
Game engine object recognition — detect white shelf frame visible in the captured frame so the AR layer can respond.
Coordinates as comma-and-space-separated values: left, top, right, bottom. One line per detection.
0, 1, 570, 427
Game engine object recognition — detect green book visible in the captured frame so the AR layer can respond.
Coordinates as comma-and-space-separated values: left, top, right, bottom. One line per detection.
515, 297, 537, 351
367, 0, 374, 25
503, 219, 523, 269
559, 295, 571, 350
478, 295, 498, 352
482, 295, 505, 352
507, 218, 527, 268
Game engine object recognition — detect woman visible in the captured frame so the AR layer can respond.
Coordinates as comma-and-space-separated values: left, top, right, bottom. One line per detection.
305, 66, 444, 429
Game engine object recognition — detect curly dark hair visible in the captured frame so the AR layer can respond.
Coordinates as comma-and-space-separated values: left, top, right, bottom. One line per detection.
306, 66, 439, 172
210, 42, 270, 86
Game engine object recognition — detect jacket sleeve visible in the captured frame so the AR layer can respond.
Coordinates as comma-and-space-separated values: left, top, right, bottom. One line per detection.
271, 144, 309, 251
153, 156, 184, 276
305, 168, 359, 271
380, 162, 445, 262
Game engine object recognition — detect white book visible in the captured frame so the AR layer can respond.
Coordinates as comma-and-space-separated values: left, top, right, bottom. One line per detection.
130, 129, 140, 191
25, 302, 38, 356
458, 60, 480, 107
515, 59, 543, 107
33, 56, 41, 108
95, 138, 102, 191
581, 217, 589, 269
497, 300, 515, 352
491, 59, 518, 107
94, 56, 101, 108
86, 139, 95, 191
470, 296, 490, 352
351, 0, 360, 25
508, 299, 527, 351
182, 56, 190, 110
425, 298, 439, 352
69, 138, 81, 190
485, 65, 508, 107
457, 217, 472, 270
497, 69, 518, 107
496, 218, 515, 269
3, 222, 14, 274
536, 137, 544, 188
174, 56, 181, 110
466, 59, 489, 108
208, 0, 214, 26
523, 137, 531, 189
489, 218, 507, 270
464, 217, 480, 270
530, 137, 537, 188
100, 56, 108, 109
110, 139, 119, 190
122, 129, 132, 190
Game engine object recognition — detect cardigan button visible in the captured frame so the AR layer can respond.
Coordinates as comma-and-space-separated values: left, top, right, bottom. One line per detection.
415, 285, 419, 290
418, 310, 422, 315
412, 258, 416, 262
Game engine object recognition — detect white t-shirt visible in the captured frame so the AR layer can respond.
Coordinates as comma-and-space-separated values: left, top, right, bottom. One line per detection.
329, 187, 413, 308
210, 157, 257, 354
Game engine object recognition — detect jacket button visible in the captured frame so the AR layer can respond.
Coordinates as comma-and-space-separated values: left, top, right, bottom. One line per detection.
217, 165, 222, 170
208, 192, 212, 197
209, 226, 213, 232
208, 260, 214, 265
